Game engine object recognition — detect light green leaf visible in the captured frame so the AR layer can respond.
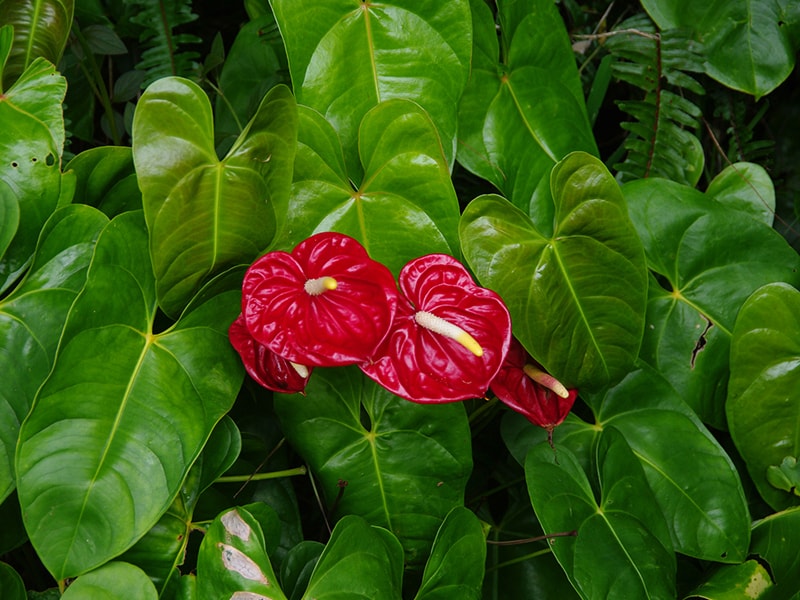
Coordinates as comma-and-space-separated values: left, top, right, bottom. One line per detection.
0, 50, 67, 292
61, 562, 158, 600
132, 77, 297, 317
0, 204, 107, 503
728, 282, 800, 510
623, 178, 800, 428
414, 507, 486, 600
277, 100, 461, 275
705, 162, 776, 226
0, 0, 74, 90
16, 211, 244, 579
274, 366, 473, 567
271, 0, 472, 172
197, 506, 287, 600
641, 0, 798, 98
526, 429, 676, 599
461, 151, 647, 391
303, 516, 403, 600
0, 180, 18, 260
686, 560, 773, 599
457, 0, 597, 217
750, 507, 800, 597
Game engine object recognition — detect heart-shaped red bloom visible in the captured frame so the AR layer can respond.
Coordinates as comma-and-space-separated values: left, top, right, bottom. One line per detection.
360, 254, 511, 403
229, 314, 312, 393
242, 232, 399, 367
490, 338, 577, 430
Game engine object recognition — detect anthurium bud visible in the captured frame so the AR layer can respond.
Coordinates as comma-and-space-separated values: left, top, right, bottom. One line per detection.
241, 232, 399, 366
229, 314, 312, 393
360, 254, 511, 403
490, 337, 577, 432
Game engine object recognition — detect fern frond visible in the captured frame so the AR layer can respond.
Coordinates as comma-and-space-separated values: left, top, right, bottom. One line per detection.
605, 14, 706, 185
124, 0, 201, 87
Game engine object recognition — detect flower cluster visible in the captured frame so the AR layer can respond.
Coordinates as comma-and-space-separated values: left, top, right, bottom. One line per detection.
230, 232, 576, 429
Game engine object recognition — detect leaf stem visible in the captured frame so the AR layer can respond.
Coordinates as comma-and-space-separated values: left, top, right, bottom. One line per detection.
215, 465, 307, 483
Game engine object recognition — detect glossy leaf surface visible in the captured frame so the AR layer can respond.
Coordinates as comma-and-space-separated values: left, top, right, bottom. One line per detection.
61, 562, 157, 600
271, 0, 471, 170
0, 181, 18, 259
66, 146, 142, 217
196, 506, 287, 600
506, 366, 751, 563
686, 560, 773, 599
16, 211, 244, 579
457, 0, 597, 215
0, 0, 74, 89
728, 282, 800, 510
303, 516, 403, 600
275, 366, 472, 566
277, 101, 461, 276
526, 429, 676, 599
705, 162, 775, 226
623, 178, 800, 428
0, 44, 67, 293
413, 506, 486, 600
641, 0, 799, 97
461, 152, 647, 391
0, 205, 107, 503
750, 507, 800, 597
132, 77, 297, 317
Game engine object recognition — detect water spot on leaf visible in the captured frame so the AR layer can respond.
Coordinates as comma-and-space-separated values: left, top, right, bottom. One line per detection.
222, 509, 252, 541
218, 543, 268, 583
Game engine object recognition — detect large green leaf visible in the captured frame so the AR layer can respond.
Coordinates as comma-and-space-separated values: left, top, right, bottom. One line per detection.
460, 151, 647, 391
16, 211, 244, 580
526, 428, 676, 599
132, 77, 297, 317
0, 41, 67, 293
751, 507, 800, 597
275, 100, 461, 275
274, 366, 473, 567
196, 505, 287, 600
457, 0, 597, 217
413, 506, 486, 600
303, 516, 404, 600
60, 562, 158, 600
0, 0, 74, 90
727, 283, 800, 511
641, 0, 799, 98
623, 178, 800, 428
0, 205, 107, 503
705, 162, 776, 226
505, 367, 752, 563
0, 180, 18, 259
271, 0, 471, 172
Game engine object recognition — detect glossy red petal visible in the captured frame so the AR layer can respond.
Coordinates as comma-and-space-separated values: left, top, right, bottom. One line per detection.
242, 232, 399, 366
490, 338, 578, 429
360, 254, 511, 403
229, 314, 312, 393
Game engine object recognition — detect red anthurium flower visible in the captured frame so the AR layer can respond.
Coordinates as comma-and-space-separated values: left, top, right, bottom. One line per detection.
360, 254, 511, 403
242, 232, 399, 367
490, 337, 578, 436
229, 314, 312, 393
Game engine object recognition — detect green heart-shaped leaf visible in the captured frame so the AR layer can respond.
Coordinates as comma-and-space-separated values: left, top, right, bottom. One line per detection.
413, 506, 486, 600
274, 366, 472, 567
623, 178, 800, 427
457, 0, 597, 217
0, 47, 67, 292
526, 428, 676, 599
304, 516, 403, 600
277, 100, 461, 275
705, 162, 775, 226
132, 77, 297, 317
728, 282, 800, 510
750, 507, 800, 594
16, 211, 244, 579
0, 205, 107, 503
66, 146, 142, 218
271, 0, 472, 172
461, 151, 647, 391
